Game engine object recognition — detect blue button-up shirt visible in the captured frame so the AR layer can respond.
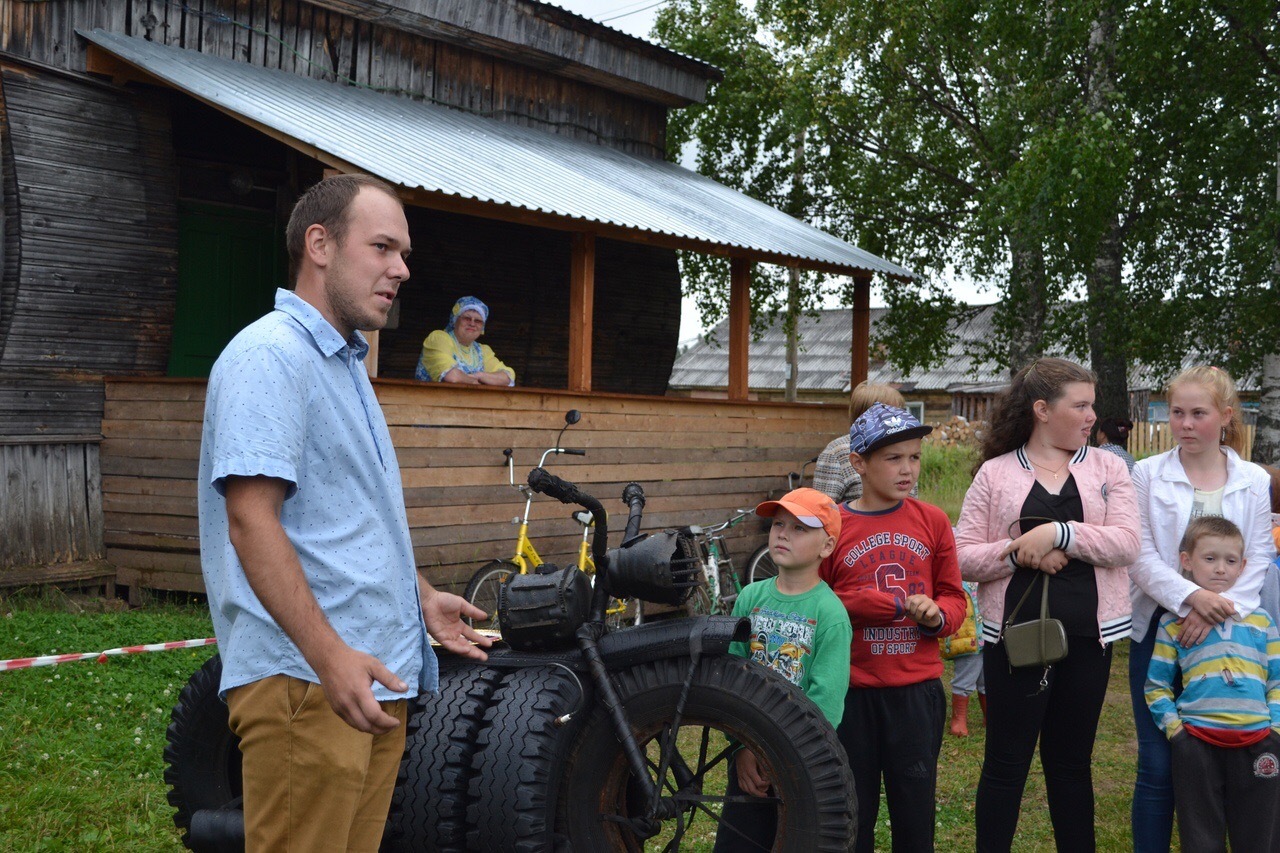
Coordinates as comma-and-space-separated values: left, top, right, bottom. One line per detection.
198, 288, 436, 700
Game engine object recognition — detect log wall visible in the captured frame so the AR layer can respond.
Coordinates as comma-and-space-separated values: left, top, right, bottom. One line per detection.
0, 0, 669, 158
102, 379, 847, 596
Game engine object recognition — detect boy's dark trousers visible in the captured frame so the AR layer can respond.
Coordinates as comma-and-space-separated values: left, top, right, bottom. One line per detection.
837, 678, 946, 853
1171, 730, 1280, 853
711, 759, 776, 852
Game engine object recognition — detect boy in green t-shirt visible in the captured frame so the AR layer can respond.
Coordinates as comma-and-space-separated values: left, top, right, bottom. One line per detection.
713, 487, 853, 851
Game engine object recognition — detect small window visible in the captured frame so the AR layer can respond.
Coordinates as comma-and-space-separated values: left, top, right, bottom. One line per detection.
906, 401, 925, 422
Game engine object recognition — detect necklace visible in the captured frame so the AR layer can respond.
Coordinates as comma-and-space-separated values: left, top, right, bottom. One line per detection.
1026, 454, 1069, 481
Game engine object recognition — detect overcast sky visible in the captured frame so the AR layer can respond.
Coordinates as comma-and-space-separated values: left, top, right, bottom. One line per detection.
545, 1, 991, 340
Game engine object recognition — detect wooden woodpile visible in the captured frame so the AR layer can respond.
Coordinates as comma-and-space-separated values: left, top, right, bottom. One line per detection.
924, 415, 985, 449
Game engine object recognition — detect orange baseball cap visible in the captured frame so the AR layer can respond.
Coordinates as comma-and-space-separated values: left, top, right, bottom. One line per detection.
755, 487, 842, 540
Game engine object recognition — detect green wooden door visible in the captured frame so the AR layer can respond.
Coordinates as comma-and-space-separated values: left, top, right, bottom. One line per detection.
167, 203, 284, 377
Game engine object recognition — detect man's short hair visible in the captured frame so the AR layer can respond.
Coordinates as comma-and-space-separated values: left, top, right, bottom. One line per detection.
1178, 515, 1244, 555
285, 174, 402, 284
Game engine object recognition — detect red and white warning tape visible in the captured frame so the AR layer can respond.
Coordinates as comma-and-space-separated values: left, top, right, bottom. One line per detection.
0, 637, 217, 672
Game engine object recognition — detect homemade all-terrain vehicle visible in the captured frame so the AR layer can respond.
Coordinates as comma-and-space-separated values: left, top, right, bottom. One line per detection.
163, 467, 857, 852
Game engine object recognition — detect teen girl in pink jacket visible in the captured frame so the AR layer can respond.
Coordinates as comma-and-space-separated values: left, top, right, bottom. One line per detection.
956, 444, 1141, 645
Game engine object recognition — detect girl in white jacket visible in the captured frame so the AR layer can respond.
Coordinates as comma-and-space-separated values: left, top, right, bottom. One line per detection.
1128, 365, 1275, 852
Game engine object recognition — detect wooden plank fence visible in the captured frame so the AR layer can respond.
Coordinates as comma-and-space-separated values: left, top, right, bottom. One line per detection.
102, 378, 847, 598
1129, 420, 1256, 461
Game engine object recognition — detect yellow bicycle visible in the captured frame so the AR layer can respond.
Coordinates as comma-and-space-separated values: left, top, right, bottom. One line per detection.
463, 410, 639, 630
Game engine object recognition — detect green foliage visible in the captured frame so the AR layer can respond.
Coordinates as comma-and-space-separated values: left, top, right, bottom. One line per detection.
654, 0, 1280, 384
0, 604, 216, 851
918, 443, 981, 523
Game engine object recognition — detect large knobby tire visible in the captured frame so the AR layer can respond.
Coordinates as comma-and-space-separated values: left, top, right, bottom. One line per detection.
463, 560, 516, 630
744, 544, 779, 586
467, 665, 589, 851
163, 654, 242, 851
385, 662, 502, 852
555, 655, 856, 851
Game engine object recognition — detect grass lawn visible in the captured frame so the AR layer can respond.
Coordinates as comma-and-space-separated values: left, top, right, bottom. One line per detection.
1, 594, 1160, 851
0, 596, 216, 852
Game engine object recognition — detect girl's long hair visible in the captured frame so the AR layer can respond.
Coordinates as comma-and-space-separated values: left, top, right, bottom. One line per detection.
980, 358, 1097, 464
1167, 366, 1246, 455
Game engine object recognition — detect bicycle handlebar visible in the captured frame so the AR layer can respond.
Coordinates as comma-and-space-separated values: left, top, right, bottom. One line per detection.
561, 448, 586, 456
527, 467, 611, 618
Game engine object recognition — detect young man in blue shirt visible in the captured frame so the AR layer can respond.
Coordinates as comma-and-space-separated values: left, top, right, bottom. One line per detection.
200, 174, 491, 851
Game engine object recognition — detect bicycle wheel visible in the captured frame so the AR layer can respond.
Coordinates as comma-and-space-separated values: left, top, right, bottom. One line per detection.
685, 582, 713, 617
744, 544, 778, 586
555, 655, 856, 851
463, 560, 516, 630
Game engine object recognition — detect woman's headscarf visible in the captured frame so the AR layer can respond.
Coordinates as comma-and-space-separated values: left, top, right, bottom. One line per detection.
445, 296, 490, 333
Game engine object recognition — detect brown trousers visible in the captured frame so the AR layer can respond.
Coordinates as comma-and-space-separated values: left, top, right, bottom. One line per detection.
227, 675, 407, 852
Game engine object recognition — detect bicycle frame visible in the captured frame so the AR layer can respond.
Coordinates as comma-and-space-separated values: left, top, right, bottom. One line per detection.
505, 443, 591, 573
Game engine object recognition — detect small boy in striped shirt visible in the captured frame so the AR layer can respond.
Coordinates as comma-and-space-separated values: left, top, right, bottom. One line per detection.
1146, 516, 1280, 851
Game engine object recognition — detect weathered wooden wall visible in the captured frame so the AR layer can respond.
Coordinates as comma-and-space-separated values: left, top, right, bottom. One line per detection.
0, 439, 104, 569
0, 64, 178, 437
102, 379, 847, 596
0, 0, 668, 158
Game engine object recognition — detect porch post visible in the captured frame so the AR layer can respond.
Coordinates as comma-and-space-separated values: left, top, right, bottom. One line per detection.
728, 257, 751, 401
569, 233, 596, 392
850, 273, 871, 388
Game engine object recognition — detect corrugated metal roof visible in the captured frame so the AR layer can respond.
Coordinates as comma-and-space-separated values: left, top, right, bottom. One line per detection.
82, 30, 911, 279
669, 304, 1259, 393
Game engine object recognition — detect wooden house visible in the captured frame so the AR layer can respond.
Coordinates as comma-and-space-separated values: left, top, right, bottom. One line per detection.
0, 0, 911, 596
671, 304, 1261, 427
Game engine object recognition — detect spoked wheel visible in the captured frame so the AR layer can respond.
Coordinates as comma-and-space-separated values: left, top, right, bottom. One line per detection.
555, 656, 856, 851
462, 560, 516, 630
743, 545, 778, 586
684, 583, 713, 617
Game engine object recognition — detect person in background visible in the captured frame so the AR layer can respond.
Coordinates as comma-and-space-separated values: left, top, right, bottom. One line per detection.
955, 357, 1140, 853
1095, 416, 1136, 474
813, 381, 907, 503
943, 580, 986, 737
415, 296, 516, 385
1256, 463, 1280, 628
1127, 365, 1273, 852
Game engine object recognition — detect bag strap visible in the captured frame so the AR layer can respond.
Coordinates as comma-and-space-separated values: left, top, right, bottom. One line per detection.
1002, 569, 1046, 630
1036, 570, 1052, 662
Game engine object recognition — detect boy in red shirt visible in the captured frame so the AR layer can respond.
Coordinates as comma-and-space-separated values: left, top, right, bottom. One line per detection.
820, 402, 967, 853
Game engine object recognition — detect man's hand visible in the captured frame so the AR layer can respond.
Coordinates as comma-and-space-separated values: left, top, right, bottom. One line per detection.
735, 750, 771, 798
904, 594, 943, 629
420, 583, 494, 661
1176, 610, 1214, 648
999, 524, 1059, 569
312, 643, 406, 735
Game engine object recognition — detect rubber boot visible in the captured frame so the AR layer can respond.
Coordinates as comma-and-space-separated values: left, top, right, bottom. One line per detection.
978, 692, 988, 726
949, 693, 970, 737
